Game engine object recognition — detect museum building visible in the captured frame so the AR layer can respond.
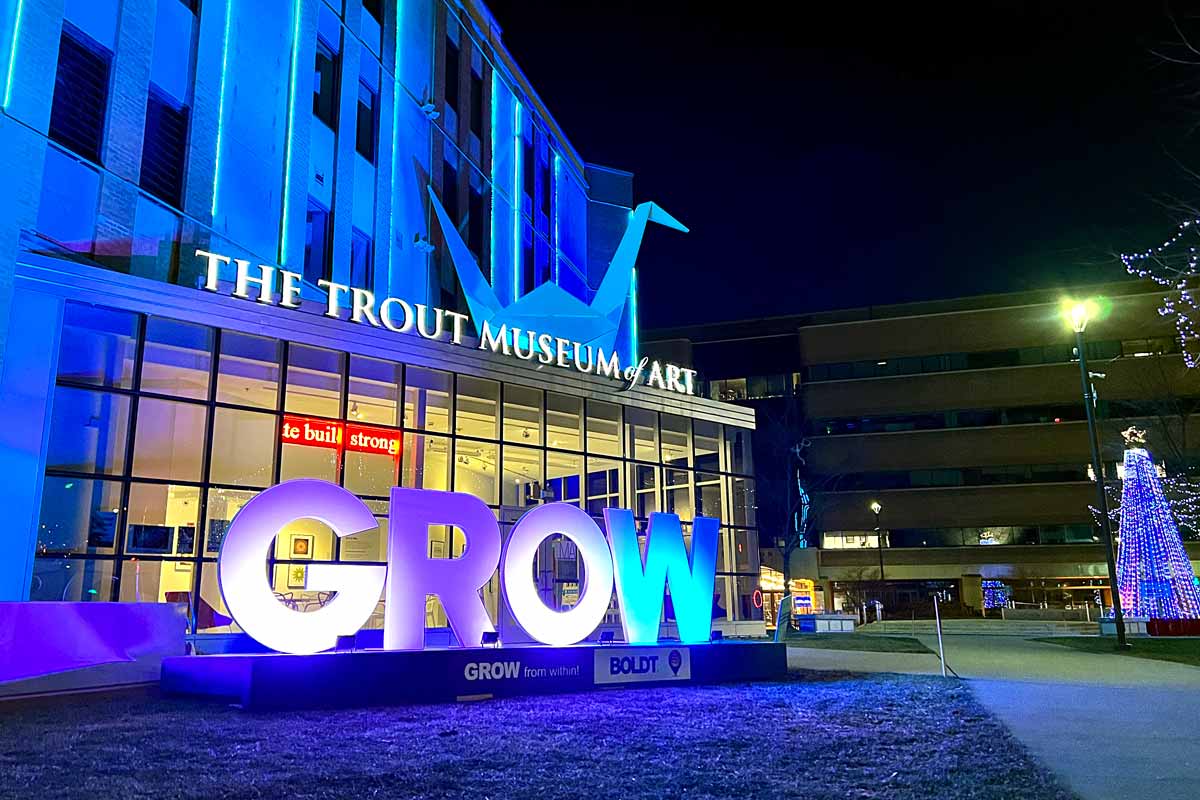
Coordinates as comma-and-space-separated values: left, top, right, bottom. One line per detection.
0, 0, 764, 643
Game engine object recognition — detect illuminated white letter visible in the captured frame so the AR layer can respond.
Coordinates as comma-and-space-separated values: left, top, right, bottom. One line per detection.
233, 260, 275, 303
479, 321, 511, 355
502, 503, 615, 646
279, 270, 303, 308
318, 279, 349, 318
217, 480, 386, 655
379, 297, 414, 332
195, 249, 230, 292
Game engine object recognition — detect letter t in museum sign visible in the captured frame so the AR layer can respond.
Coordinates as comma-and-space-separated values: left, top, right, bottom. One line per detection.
217, 480, 720, 654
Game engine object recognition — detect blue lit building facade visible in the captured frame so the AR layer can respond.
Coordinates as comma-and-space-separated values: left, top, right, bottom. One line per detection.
0, 0, 763, 640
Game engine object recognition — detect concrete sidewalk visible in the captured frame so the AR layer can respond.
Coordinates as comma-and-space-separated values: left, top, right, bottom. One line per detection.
788, 635, 1200, 800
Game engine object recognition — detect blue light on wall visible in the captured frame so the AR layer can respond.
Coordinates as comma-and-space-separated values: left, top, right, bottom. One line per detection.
211, 0, 233, 219
511, 100, 522, 302
630, 267, 639, 360
388, 0, 403, 282
552, 153, 561, 284
1, 0, 25, 110
278, 0, 303, 265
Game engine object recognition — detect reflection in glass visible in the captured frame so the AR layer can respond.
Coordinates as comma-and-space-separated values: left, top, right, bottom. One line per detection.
503, 384, 542, 445
217, 332, 281, 409
630, 464, 660, 518
731, 477, 756, 527
132, 397, 207, 481
695, 472, 724, 520
400, 433, 450, 490
46, 387, 130, 475
344, 449, 399, 497
37, 477, 123, 555
665, 468, 692, 518
57, 303, 138, 389
456, 376, 499, 439
585, 457, 622, 516
348, 355, 401, 426
502, 445, 543, 507
625, 407, 658, 462
118, 559, 196, 603
280, 441, 340, 482
694, 420, 722, 472
454, 440, 498, 504
286, 343, 344, 418
195, 561, 240, 632
725, 426, 753, 475
126, 483, 200, 557
586, 400, 622, 457
140, 317, 212, 399
546, 392, 582, 450
661, 414, 692, 467
209, 408, 276, 486
546, 451, 582, 506
404, 366, 451, 432
204, 488, 257, 554
30, 558, 115, 602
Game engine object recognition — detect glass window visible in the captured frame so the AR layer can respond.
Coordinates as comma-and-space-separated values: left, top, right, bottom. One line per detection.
31, 558, 115, 602
132, 397, 207, 481
217, 332, 280, 409
661, 414, 692, 467
585, 457, 623, 516
694, 421, 722, 472
350, 228, 373, 288
46, 387, 130, 475
503, 384, 542, 445
455, 440, 498, 504
546, 451, 582, 506
725, 427, 753, 475
339, 507, 388, 564
630, 463, 660, 518
665, 469, 692, 518
401, 433, 450, 491
126, 483, 200, 557
404, 366, 451, 433
118, 558, 195, 603
626, 407, 658, 463
344, 446, 399, 497
280, 440, 340, 483
273, 515, 336, 561
313, 40, 340, 128
586, 400, 622, 457
455, 376, 499, 439
355, 81, 377, 162
209, 408, 276, 486
140, 317, 212, 399
348, 356, 401, 426
304, 198, 332, 285
546, 392, 582, 451
502, 445, 543, 508
731, 477, 756, 527
36, 477, 123, 555
204, 488, 257, 554
57, 304, 138, 389
195, 561, 240, 632
286, 344, 343, 418
695, 472, 724, 519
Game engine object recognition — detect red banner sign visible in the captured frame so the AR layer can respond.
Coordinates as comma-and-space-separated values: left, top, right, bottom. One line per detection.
281, 416, 402, 459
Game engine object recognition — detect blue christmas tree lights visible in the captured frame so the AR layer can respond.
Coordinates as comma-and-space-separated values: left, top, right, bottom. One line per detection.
1115, 434, 1200, 619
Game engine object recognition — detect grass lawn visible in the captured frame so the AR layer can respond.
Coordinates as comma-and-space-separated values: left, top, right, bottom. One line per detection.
1034, 636, 1200, 667
785, 633, 934, 654
0, 674, 1072, 800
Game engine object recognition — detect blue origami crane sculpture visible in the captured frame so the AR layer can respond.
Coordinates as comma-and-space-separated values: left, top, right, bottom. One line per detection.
428, 186, 687, 356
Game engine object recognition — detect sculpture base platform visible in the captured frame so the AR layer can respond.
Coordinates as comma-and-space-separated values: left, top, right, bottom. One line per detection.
161, 641, 787, 710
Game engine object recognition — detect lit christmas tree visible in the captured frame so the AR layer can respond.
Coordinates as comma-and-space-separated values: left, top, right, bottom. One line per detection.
1115, 427, 1200, 619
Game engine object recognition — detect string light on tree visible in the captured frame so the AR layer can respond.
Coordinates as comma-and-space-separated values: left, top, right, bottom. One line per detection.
1120, 219, 1200, 367
982, 580, 1011, 610
1112, 427, 1200, 619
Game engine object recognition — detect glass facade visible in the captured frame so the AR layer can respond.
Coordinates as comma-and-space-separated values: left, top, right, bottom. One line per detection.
32, 302, 761, 636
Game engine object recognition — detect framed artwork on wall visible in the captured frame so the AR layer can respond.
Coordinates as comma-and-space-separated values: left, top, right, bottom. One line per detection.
291, 534, 314, 559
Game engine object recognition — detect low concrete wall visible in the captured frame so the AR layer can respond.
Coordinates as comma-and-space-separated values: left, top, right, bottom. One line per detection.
0, 602, 187, 698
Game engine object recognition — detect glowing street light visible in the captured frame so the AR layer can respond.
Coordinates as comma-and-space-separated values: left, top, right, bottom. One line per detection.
1061, 297, 1128, 648
869, 501, 885, 605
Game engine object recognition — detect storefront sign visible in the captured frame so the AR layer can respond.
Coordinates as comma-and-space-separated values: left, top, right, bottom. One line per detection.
217, 480, 719, 655
195, 250, 697, 396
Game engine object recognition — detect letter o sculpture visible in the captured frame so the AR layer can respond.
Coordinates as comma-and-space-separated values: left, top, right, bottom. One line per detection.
501, 502, 615, 646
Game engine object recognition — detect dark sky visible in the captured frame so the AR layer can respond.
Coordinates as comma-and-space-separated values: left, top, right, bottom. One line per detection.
486, 0, 1200, 327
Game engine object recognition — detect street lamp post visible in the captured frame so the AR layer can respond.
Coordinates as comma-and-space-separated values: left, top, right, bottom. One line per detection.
870, 501, 885, 606
1064, 299, 1128, 649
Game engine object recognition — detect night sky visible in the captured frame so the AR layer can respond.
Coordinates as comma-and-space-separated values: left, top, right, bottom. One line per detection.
486, 0, 1200, 328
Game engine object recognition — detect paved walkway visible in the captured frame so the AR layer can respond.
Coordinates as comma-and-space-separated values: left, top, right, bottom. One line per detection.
788, 636, 1200, 800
